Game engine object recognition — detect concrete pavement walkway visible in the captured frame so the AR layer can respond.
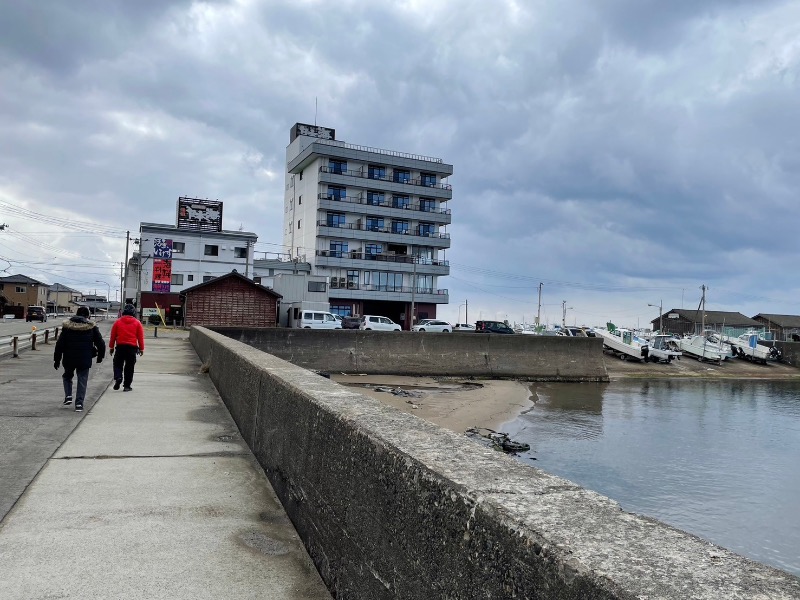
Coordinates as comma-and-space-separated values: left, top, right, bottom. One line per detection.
0, 331, 331, 599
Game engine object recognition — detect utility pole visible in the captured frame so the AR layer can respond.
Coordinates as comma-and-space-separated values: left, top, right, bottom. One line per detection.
410, 254, 417, 330
536, 282, 542, 327
121, 230, 129, 305
562, 300, 567, 328
465, 298, 468, 324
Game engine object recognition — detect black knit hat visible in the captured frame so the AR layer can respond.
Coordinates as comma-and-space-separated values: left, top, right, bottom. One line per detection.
123, 304, 136, 316
76, 306, 91, 318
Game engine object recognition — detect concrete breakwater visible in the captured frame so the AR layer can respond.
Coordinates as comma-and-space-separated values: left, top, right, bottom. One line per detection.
209, 327, 609, 381
190, 326, 800, 599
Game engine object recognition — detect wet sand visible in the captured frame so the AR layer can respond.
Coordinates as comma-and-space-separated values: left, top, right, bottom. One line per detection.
331, 374, 534, 434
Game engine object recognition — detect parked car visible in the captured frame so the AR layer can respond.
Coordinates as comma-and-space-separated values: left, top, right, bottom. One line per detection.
297, 311, 342, 329
453, 323, 476, 332
475, 320, 514, 334
412, 319, 452, 333
359, 315, 402, 331
341, 316, 361, 330
26, 306, 47, 322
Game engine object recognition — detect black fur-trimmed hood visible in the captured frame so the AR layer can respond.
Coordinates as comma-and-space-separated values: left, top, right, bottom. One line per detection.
62, 317, 97, 332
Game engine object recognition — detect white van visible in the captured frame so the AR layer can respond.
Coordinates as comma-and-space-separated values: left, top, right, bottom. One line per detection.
298, 311, 342, 329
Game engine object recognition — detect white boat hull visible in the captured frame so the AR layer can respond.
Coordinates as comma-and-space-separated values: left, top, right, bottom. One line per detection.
676, 336, 727, 364
594, 329, 649, 361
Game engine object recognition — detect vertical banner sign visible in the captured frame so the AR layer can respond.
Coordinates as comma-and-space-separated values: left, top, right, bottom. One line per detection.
152, 238, 173, 292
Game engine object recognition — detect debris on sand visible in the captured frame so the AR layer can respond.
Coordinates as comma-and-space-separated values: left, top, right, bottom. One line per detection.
465, 427, 531, 455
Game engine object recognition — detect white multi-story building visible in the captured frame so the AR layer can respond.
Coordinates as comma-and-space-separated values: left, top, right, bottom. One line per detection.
283, 123, 453, 328
125, 198, 256, 323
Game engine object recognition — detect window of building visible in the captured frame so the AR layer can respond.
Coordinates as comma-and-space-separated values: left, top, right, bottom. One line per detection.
392, 220, 409, 234
327, 212, 346, 228
171, 274, 184, 285
327, 186, 346, 200
419, 198, 436, 212
204, 244, 219, 256
364, 271, 404, 292
418, 222, 435, 237
234, 247, 247, 258
297, 219, 301, 229
365, 243, 382, 256
416, 275, 433, 294
368, 165, 386, 180
16, 286, 25, 293
188, 275, 194, 282
330, 241, 348, 258
299, 170, 303, 180
329, 159, 347, 174
421, 173, 437, 187
366, 191, 384, 206
392, 195, 410, 209
308, 281, 327, 293
298, 195, 302, 205
393, 169, 410, 184
253, 277, 262, 284
366, 217, 384, 231
172, 241, 186, 253
203, 276, 214, 282
346, 270, 359, 289
330, 305, 352, 317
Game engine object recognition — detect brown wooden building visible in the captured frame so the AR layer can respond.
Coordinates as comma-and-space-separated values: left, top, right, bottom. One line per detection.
752, 314, 800, 341
180, 271, 282, 328
651, 308, 762, 337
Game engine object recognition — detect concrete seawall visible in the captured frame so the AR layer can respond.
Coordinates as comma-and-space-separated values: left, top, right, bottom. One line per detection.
776, 341, 800, 367
190, 326, 800, 599
209, 327, 609, 381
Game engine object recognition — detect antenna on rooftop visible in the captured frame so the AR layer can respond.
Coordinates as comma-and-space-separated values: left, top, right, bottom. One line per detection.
315, 96, 318, 126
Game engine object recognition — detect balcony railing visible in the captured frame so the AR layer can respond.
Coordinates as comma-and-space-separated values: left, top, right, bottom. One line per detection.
320, 166, 452, 191
329, 282, 449, 295
313, 138, 444, 164
316, 250, 449, 267
318, 193, 451, 215
317, 221, 450, 240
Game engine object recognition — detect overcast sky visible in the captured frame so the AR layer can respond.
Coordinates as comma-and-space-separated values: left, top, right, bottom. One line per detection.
1, 0, 799, 327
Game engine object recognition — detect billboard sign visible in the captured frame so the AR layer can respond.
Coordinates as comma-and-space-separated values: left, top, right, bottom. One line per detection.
177, 197, 223, 232
152, 259, 172, 293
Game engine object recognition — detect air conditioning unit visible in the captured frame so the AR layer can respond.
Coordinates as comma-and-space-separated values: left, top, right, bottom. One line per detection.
330, 278, 339, 288
347, 281, 357, 289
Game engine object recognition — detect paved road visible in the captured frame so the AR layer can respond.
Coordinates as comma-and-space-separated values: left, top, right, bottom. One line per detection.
0, 319, 115, 520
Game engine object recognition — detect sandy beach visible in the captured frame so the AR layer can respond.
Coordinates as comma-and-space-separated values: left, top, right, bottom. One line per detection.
331, 374, 534, 434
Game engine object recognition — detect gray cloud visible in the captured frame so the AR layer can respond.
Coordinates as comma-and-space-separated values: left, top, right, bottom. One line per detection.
1, 0, 798, 324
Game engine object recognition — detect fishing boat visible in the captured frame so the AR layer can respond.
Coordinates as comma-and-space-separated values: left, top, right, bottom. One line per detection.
647, 334, 682, 363
675, 332, 727, 364
594, 325, 649, 361
725, 332, 781, 364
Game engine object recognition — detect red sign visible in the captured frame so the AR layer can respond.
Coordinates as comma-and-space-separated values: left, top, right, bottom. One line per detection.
152, 259, 172, 293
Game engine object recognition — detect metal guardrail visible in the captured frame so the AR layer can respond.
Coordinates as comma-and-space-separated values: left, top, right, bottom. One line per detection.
317, 193, 451, 215
0, 325, 60, 358
319, 165, 452, 190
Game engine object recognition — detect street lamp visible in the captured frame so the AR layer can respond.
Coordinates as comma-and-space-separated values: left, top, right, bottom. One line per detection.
648, 300, 663, 332
458, 300, 468, 324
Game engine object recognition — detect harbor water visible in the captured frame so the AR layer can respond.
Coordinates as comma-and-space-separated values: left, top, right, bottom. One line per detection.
504, 380, 800, 576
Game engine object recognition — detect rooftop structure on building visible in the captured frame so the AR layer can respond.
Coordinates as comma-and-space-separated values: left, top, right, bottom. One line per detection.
283, 123, 453, 328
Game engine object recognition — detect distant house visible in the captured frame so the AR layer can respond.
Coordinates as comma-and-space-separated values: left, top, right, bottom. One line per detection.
751, 314, 800, 342
180, 271, 282, 328
48, 283, 82, 314
0, 274, 48, 310
651, 309, 762, 337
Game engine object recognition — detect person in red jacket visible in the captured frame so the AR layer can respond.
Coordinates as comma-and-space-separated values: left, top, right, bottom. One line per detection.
109, 304, 145, 391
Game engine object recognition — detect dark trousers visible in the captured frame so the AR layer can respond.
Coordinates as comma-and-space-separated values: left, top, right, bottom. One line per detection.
63, 367, 89, 403
113, 345, 138, 387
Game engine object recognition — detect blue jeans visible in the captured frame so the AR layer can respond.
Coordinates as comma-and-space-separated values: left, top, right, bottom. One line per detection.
62, 367, 89, 403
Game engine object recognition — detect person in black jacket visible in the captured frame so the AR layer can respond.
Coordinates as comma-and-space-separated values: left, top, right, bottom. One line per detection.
54, 306, 106, 412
